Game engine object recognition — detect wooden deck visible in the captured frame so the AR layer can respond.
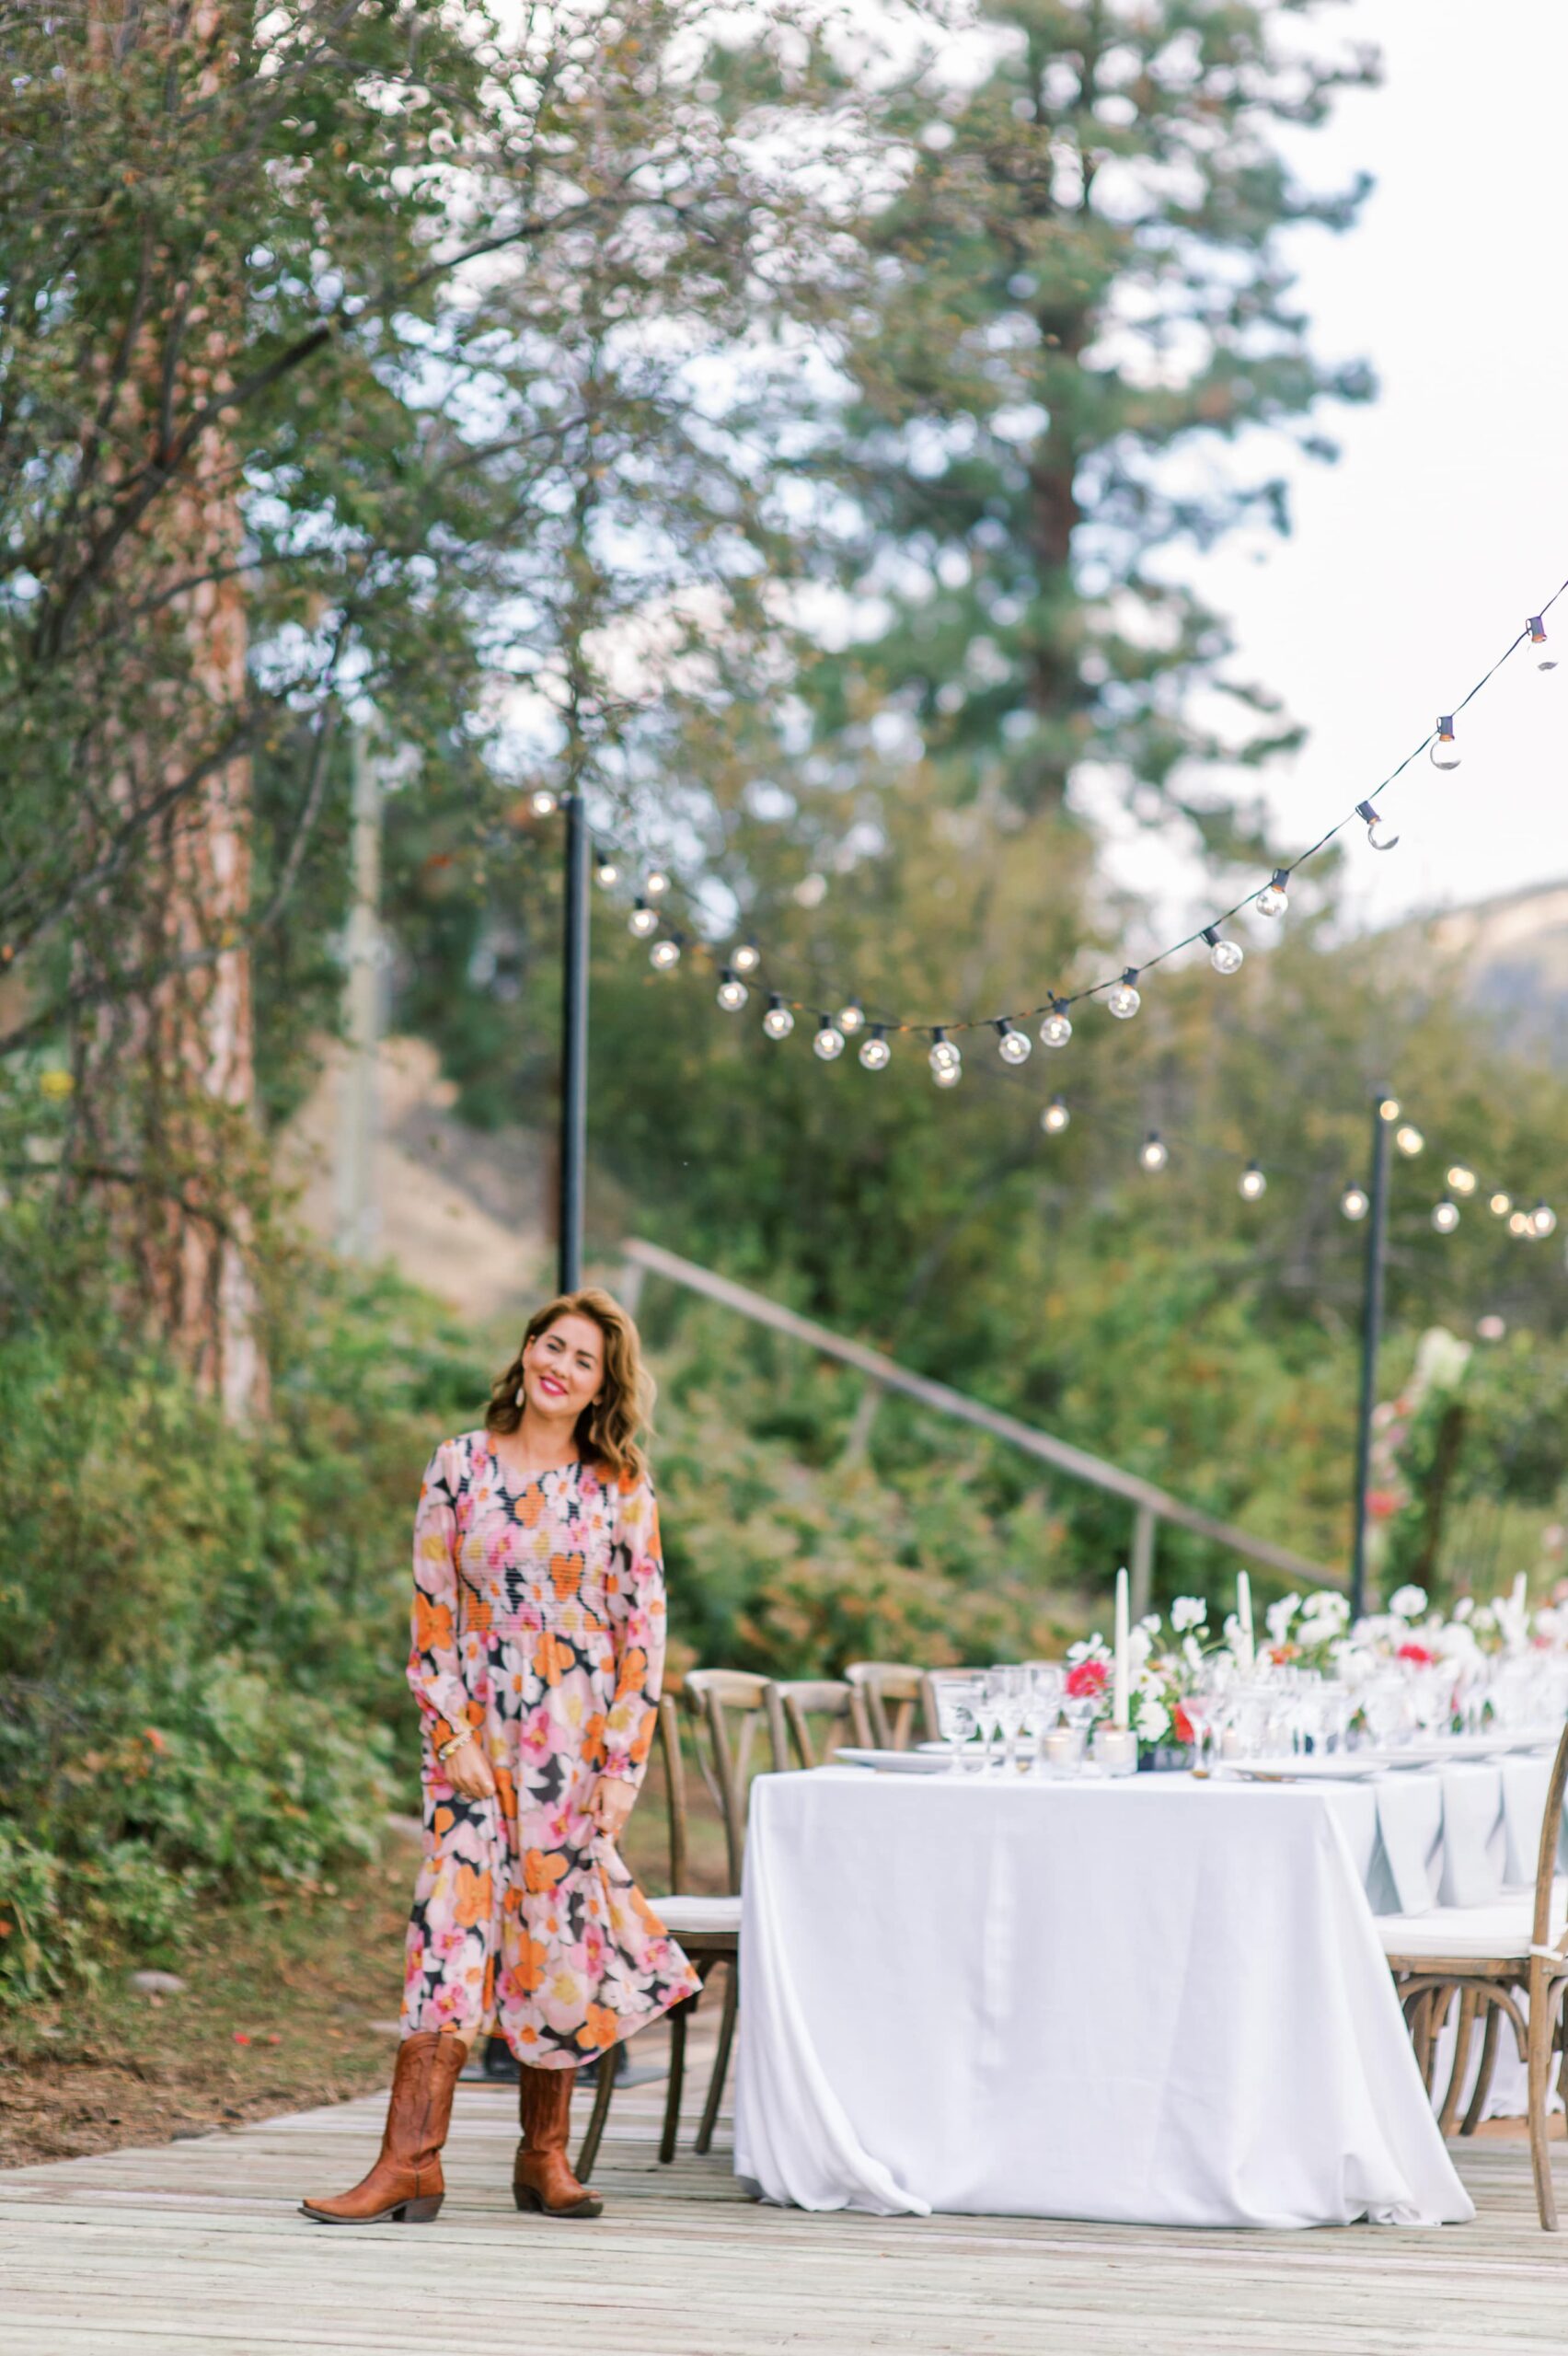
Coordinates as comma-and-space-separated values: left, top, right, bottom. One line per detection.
3, 2018, 1566, 2353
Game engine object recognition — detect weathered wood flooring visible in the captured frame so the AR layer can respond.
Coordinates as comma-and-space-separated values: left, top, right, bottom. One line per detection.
3, 2019, 1566, 2355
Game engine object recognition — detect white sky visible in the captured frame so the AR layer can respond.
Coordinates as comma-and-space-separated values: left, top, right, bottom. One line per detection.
1103, 0, 1568, 944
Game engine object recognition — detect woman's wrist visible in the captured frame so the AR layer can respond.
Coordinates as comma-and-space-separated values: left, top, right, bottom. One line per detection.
437, 1727, 477, 1761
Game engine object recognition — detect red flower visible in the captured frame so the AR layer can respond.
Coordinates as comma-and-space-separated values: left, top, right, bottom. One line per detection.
1396, 1641, 1435, 1667
1172, 1703, 1195, 1747
1065, 1659, 1108, 1700
1367, 1490, 1401, 1521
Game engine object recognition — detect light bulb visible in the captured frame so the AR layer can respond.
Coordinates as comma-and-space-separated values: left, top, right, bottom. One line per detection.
1357, 799, 1400, 852
997, 1021, 1032, 1065
1490, 1190, 1512, 1218
644, 868, 670, 898
1138, 1132, 1169, 1173
1341, 1184, 1370, 1220
628, 900, 658, 938
1430, 717, 1460, 770
1395, 1124, 1424, 1157
594, 857, 619, 888
1532, 1203, 1558, 1238
1039, 1001, 1073, 1049
529, 788, 559, 817
762, 995, 794, 1040
932, 1061, 962, 1089
859, 1027, 891, 1071
732, 941, 761, 976
717, 971, 748, 1012
1041, 1096, 1069, 1134
813, 1021, 846, 1061
838, 1003, 865, 1034
1509, 1209, 1532, 1237
1256, 871, 1290, 919
650, 937, 680, 970
1204, 928, 1244, 976
1528, 617, 1557, 671
1431, 1198, 1459, 1234
1446, 1164, 1476, 1195
1105, 969, 1141, 1021
1378, 1096, 1401, 1123
928, 1031, 961, 1075
1239, 1161, 1266, 1201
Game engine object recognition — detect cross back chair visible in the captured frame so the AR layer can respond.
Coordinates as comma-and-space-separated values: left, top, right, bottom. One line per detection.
1380, 1713, 1568, 2229
765, 1676, 872, 1773
845, 1661, 938, 1751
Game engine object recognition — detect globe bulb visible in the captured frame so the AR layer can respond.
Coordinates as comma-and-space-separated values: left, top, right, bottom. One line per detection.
1446, 1164, 1476, 1196
1041, 1096, 1069, 1135
1341, 1184, 1369, 1220
762, 996, 794, 1040
1431, 1198, 1459, 1234
1490, 1191, 1512, 1218
594, 858, 619, 888
1532, 1203, 1558, 1238
650, 937, 680, 970
1395, 1124, 1424, 1157
932, 1060, 963, 1089
813, 1022, 846, 1061
644, 868, 670, 898
1138, 1132, 1169, 1173
1039, 1005, 1073, 1049
1256, 872, 1290, 919
1429, 720, 1460, 770
928, 1032, 961, 1075
1106, 971, 1141, 1021
1205, 930, 1244, 976
1509, 1209, 1531, 1237
1378, 1097, 1401, 1123
628, 901, 658, 938
717, 973, 748, 1012
732, 941, 761, 976
859, 1028, 891, 1071
1528, 618, 1557, 671
1239, 1162, 1266, 1201
529, 788, 559, 817
1357, 800, 1399, 851
997, 1022, 1032, 1065
838, 1004, 865, 1034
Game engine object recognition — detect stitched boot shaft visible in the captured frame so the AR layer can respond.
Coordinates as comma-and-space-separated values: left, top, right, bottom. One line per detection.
513, 2063, 605, 2218
301, 2030, 465, 2224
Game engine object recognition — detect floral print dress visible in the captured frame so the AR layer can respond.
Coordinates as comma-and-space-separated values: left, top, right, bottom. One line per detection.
400, 1429, 699, 2067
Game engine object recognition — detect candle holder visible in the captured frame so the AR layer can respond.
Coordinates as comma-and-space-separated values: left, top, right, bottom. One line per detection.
1092, 1723, 1137, 1776
1043, 1726, 1078, 1773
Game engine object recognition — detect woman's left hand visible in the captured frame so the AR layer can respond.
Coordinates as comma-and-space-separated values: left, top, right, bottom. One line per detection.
591, 1775, 637, 1844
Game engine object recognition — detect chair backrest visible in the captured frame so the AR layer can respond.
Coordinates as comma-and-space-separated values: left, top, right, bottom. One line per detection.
845, 1661, 936, 1750
765, 1677, 872, 1772
1532, 1715, 1568, 1956
682, 1668, 772, 1893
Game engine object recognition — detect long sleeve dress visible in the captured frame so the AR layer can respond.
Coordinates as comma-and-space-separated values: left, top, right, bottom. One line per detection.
399, 1429, 700, 2066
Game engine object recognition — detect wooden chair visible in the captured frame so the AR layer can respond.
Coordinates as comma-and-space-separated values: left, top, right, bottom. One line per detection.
575, 1692, 741, 2179
846, 1661, 938, 1750
765, 1676, 872, 1772
1381, 1714, 1568, 2228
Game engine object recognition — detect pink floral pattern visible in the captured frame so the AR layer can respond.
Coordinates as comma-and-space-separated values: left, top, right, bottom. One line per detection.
399, 1430, 698, 2066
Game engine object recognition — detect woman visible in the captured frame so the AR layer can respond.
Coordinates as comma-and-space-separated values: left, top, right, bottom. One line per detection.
304, 1288, 698, 2227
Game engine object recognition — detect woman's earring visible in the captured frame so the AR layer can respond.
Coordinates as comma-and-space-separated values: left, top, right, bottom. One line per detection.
515, 1385, 525, 1406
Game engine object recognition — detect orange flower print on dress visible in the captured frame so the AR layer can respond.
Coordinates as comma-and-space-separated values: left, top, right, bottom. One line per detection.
577, 2003, 619, 2054
414, 1590, 454, 1658
524, 1847, 570, 1894
549, 1551, 583, 1600
534, 1630, 575, 1688
453, 1865, 493, 1929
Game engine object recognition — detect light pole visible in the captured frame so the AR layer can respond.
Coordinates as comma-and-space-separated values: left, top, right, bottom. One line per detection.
557, 792, 590, 1292
1349, 1090, 1393, 1620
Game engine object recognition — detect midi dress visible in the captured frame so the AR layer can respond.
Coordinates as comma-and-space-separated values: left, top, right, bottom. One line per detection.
399, 1428, 699, 2066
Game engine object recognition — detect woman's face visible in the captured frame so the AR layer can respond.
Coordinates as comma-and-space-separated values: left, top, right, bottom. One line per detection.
520, 1311, 605, 1426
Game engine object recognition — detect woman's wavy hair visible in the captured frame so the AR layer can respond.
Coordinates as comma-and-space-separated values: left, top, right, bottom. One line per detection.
483, 1288, 653, 1483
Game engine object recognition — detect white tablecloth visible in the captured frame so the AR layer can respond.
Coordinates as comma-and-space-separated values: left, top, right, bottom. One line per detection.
734, 1769, 1473, 2230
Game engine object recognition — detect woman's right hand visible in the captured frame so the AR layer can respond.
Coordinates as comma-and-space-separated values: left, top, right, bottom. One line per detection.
444, 1735, 497, 1802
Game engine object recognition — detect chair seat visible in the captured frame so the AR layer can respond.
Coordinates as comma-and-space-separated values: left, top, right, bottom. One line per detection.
1379, 1885, 1567, 1964
651, 1892, 743, 1937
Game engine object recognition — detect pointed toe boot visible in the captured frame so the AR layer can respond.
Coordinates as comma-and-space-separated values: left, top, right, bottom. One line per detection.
513, 2062, 604, 2219
301, 2029, 465, 2225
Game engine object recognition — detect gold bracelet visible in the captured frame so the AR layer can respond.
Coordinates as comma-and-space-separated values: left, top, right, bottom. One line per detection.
437, 1728, 475, 1761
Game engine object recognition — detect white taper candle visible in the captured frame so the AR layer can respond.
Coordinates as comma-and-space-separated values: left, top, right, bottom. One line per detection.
1237, 1568, 1254, 1673
1113, 1565, 1130, 1729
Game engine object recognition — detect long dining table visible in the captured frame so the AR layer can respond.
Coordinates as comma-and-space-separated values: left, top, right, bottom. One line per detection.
732, 1763, 1493, 2231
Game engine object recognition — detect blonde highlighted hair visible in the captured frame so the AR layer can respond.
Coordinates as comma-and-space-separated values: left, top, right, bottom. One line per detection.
483, 1288, 653, 1483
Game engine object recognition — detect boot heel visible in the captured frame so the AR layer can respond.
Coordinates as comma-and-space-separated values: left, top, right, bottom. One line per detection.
396, 2195, 444, 2223
513, 2183, 543, 2213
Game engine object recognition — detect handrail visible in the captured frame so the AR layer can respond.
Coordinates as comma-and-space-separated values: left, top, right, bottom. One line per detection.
623, 1236, 1343, 1591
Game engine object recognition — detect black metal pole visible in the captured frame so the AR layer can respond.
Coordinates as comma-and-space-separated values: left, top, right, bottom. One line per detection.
558, 793, 589, 1293
1349, 1091, 1392, 1620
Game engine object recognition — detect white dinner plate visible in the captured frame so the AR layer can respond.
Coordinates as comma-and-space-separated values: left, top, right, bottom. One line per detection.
834, 1747, 952, 1775
1228, 1757, 1378, 1783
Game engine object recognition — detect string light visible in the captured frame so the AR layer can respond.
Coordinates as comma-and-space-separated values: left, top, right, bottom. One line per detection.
1431, 1198, 1459, 1233
1489, 1190, 1512, 1218
650, 936, 681, 970
1040, 999, 1073, 1048
1430, 717, 1460, 770
529, 789, 559, 817
838, 1004, 865, 1034
644, 869, 671, 898
1508, 1208, 1532, 1237
1528, 618, 1556, 670
1342, 1184, 1370, 1219
1105, 969, 1141, 1021
716, 971, 748, 1011
762, 994, 794, 1040
732, 941, 761, 976
1378, 1097, 1401, 1123
594, 854, 619, 888
813, 1018, 846, 1061
1256, 871, 1290, 919
1395, 1124, 1424, 1157
859, 1026, 891, 1071
1356, 800, 1400, 852
1203, 928, 1244, 976
1239, 1161, 1266, 1201
1138, 1131, 1169, 1173
1042, 1095, 1069, 1134
628, 899, 658, 938
1446, 1164, 1476, 1195
1533, 1203, 1559, 1238
928, 1030, 962, 1086
996, 1019, 1032, 1065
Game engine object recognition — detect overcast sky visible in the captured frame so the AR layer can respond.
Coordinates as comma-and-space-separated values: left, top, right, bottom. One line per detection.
1102, 0, 1568, 947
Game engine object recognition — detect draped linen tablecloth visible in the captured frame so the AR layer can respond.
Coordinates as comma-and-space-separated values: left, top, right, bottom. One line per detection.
733, 1768, 1473, 2231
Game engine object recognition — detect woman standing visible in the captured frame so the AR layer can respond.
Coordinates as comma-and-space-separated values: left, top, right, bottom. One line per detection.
304, 1288, 698, 2226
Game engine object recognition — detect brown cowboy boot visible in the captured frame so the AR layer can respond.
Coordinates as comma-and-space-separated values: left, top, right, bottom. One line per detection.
513, 2063, 604, 2218
301, 2029, 465, 2225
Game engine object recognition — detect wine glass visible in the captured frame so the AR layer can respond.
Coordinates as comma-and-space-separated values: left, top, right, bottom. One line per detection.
933, 1680, 979, 1775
